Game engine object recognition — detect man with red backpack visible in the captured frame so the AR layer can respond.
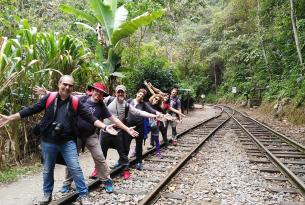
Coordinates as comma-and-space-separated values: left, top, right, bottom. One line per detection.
0, 76, 125, 205
33, 82, 139, 195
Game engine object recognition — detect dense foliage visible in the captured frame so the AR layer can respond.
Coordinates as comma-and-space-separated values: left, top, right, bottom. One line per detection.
122, 44, 177, 97
165, 0, 305, 105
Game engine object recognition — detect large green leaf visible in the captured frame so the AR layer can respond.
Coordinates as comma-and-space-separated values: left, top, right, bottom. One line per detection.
95, 43, 106, 62
75, 22, 96, 33
111, 9, 165, 46
87, 0, 114, 41
114, 6, 128, 29
60, 4, 98, 25
104, 0, 117, 14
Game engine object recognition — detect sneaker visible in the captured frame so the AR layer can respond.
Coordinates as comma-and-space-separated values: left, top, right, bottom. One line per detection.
122, 170, 131, 180
77, 195, 91, 205
110, 161, 122, 169
163, 141, 170, 146
172, 139, 177, 146
89, 168, 97, 179
38, 193, 52, 205
135, 163, 142, 170
156, 152, 163, 159
59, 185, 70, 193
103, 179, 114, 193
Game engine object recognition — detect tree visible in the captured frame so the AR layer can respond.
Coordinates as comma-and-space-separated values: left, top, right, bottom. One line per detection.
60, 0, 165, 90
0, 20, 94, 165
289, 0, 304, 71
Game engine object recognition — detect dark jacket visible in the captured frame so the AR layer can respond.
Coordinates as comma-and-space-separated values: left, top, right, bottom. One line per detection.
19, 93, 98, 144
126, 99, 157, 126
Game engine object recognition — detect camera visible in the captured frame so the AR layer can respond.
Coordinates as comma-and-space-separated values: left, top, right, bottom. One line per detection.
51, 122, 64, 137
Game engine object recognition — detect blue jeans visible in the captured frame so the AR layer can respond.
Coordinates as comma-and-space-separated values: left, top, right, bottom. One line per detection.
41, 140, 88, 196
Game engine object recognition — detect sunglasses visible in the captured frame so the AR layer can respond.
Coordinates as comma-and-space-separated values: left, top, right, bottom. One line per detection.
62, 83, 74, 88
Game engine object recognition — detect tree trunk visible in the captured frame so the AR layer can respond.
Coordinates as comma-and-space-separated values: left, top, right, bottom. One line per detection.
289, 0, 304, 71
214, 61, 217, 93
256, 0, 271, 80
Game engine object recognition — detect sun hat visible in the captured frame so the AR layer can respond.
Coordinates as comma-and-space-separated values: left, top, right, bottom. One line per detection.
87, 82, 109, 96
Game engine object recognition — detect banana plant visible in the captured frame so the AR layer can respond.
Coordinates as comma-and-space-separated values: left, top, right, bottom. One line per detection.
60, 0, 165, 86
0, 20, 92, 106
0, 20, 96, 163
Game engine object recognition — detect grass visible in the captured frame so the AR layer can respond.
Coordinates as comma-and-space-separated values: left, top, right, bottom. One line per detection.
257, 102, 274, 114
285, 105, 305, 125
0, 163, 41, 183
257, 101, 305, 126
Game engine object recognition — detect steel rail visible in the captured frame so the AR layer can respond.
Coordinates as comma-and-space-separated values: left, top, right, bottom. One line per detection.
235, 108, 305, 152
230, 113, 305, 197
139, 113, 230, 205
53, 107, 223, 205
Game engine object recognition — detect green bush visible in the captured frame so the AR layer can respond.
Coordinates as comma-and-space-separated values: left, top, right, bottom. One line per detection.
122, 44, 177, 97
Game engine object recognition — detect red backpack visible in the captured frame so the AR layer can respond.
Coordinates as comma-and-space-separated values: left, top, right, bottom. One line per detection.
46, 92, 79, 111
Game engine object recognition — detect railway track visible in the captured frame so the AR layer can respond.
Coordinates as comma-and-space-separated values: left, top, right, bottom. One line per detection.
49, 106, 226, 204
230, 107, 305, 197
49, 105, 305, 204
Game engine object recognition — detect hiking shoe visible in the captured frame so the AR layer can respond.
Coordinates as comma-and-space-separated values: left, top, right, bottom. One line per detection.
122, 170, 131, 180
59, 185, 71, 193
103, 179, 114, 193
77, 195, 91, 205
38, 193, 52, 205
156, 152, 163, 159
110, 161, 122, 169
89, 168, 97, 179
163, 141, 170, 147
135, 163, 142, 170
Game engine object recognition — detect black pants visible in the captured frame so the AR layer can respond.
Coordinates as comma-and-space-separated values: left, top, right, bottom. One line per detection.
100, 130, 129, 169
123, 124, 144, 164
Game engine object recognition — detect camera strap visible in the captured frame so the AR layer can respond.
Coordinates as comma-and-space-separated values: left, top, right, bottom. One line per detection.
53, 97, 58, 116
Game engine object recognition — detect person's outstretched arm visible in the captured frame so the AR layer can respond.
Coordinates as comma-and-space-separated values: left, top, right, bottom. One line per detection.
168, 106, 185, 117
0, 113, 21, 127
0, 94, 48, 127
33, 86, 84, 97
144, 80, 156, 95
107, 115, 139, 137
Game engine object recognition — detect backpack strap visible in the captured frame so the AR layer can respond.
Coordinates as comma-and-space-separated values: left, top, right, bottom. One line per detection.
46, 92, 58, 109
46, 92, 79, 112
125, 103, 129, 119
106, 96, 115, 106
71, 96, 79, 112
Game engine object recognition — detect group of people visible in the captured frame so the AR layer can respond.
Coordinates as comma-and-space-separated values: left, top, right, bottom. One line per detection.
0, 75, 184, 205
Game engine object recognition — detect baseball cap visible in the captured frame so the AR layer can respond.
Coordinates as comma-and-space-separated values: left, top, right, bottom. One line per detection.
115, 85, 126, 92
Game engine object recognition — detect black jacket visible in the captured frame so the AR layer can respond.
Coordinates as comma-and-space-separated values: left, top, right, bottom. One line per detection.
126, 99, 157, 126
19, 93, 98, 144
